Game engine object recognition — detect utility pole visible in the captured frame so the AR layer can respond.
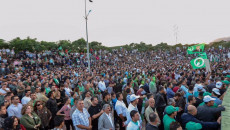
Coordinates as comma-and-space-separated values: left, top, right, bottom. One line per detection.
84, 0, 92, 72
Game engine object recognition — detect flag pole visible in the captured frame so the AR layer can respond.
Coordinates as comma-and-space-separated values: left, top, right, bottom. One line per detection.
85, 0, 90, 72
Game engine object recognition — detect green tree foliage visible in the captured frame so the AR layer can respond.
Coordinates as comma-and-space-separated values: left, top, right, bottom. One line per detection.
72, 38, 86, 52
0, 39, 9, 48
0, 37, 229, 53
41, 41, 57, 50
58, 40, 72, 51
89, 41, 102, 50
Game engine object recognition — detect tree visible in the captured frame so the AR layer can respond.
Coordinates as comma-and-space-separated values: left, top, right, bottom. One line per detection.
72, 38, 86, 52
58, 40, 72, 50
9, 37, 40, 53
0, 37, 227, 53
0, 39, 9, 49
41, 41, 57, 50
89, 41, 102, 50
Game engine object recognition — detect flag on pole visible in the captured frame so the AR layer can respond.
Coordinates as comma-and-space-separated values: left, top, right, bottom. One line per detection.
187, 43, 205, 54
58, 46, 62, 50
54, 78, 59, 85
59, 52, 64, 56
190, 55, 207, 69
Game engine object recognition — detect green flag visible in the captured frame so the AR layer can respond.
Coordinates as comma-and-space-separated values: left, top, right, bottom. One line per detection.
152, 76, 156, 83
59, 52, 64, 56
54, 78, 59, 85
58, 46, 62, 50
190, 56, 207, 69
198, 52, 207, 59
187, 43, 205, 54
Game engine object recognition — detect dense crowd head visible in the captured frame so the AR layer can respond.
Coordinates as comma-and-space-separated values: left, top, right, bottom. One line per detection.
0, 47, 229, 130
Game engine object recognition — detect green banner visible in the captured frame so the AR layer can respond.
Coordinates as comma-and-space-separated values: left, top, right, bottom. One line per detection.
198, 52, 208, 59
58, 46, 62, 50
190, 55, 207, 69
187, 43, 205, 54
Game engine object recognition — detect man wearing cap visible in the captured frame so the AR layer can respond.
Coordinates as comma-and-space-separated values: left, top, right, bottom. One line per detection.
222, 80, 230, 85
124, 94, 142, 127
216, 81, 226, 95
226, 75, 230, 79
198, 92, 218, 108
197, 95, 225, 122
222, 80, 230, 94
181, 105, 220, 130
194, 84, 206, 97
211, 88, 222, 106
194, 79, 204, 93
163, 105, 179, 130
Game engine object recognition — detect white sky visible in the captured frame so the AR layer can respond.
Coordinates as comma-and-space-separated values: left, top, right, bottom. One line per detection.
0, 0, 230, 47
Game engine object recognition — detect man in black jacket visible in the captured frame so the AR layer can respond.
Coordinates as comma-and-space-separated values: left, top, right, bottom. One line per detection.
46, 91, 58, 129
155, 86, 166, 130
197, 95, 225, 122
181, 105, 220, 130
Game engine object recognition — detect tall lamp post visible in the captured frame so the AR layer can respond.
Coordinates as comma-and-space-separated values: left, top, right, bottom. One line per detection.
84, 0, 92, 72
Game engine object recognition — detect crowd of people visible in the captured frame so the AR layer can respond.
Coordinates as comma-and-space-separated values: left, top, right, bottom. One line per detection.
0, 47, 229, 130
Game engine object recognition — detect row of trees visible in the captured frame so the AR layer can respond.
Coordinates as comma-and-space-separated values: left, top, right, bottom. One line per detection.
0, 37, 229, 53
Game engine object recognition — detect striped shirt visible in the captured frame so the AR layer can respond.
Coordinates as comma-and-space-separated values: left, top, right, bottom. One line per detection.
72, 108, 90, 130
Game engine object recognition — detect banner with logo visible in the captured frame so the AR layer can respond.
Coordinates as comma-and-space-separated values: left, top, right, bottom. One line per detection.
187, 43, 205, 54
190, 55, 207, 69
198, 52, 207, 59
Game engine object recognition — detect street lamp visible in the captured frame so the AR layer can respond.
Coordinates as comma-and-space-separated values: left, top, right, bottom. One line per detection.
84, 0, 92, 72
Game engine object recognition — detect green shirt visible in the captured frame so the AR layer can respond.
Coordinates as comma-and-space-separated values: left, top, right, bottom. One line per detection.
149, 81, 157, 93
163, 114, 176, 130
89, 88, 95, 96
45, 87, 51, 95
78, 85, 85, 92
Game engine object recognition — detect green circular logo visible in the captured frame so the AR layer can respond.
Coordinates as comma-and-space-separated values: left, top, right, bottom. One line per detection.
188, 47, 194, 51
194, 57, 204, 67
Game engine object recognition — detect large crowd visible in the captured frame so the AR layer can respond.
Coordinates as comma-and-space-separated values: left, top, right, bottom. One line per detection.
0, 47, 229, 130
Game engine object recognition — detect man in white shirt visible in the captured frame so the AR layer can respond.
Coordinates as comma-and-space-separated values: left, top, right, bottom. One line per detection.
125, 94, 142, 126
21, 90, 31, 105
115, 92, 128, 130
64, 83, 72, 97
98, 78, 106, 92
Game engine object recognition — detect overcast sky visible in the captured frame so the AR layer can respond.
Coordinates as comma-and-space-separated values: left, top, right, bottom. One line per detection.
0, 0, 230, 47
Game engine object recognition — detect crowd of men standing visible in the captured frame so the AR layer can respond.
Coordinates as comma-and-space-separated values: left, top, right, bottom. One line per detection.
0, 47, 229, 130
